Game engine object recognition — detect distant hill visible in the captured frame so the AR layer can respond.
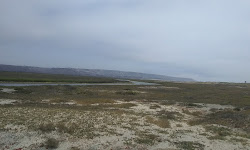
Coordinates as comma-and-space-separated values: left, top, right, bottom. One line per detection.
0, 64, 194, 82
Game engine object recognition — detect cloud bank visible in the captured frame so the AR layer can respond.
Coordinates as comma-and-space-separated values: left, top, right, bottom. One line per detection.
0, 0, 250, 82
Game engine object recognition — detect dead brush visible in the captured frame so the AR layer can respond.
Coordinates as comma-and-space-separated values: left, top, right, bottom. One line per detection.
39, 122, 55, 132
56, 122, 79, 134
149, 104, 161, 109
205, 125, 232, 140
157, 110, 183, 120
188, 109, 250, 135
146, 116, 170, 128
135, 131, 161, 145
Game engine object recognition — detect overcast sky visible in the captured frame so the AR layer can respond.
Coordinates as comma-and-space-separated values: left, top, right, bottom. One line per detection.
0, 0, 250, 82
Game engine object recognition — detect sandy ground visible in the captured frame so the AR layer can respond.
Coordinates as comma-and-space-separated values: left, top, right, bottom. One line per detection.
0, 99, 250, 150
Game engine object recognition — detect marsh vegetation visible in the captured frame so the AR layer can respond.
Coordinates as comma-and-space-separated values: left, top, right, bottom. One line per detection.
0, 72, 121, 83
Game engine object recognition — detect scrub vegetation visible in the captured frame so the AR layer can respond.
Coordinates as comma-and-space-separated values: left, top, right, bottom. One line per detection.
0, 79, 250, 149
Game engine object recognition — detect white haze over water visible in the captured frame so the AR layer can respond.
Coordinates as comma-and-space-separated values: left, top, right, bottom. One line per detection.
0, 0, 250, 82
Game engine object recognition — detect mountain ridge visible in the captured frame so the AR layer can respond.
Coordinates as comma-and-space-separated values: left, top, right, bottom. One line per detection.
0, 64, 195, 82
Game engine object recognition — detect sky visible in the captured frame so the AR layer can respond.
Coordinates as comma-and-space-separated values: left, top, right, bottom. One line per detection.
0, 0, 250, 82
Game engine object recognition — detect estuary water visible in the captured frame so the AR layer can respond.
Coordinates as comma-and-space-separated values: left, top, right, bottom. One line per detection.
0, 80, 157, 87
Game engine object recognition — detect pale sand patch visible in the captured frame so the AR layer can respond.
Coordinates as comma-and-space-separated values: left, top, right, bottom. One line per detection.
41, 99, 51, 103
1, 88, 16, 93
191, 103, 235, 112
60, 100, 76, 105
0, 99, 17, 105
47, 100, 78, 105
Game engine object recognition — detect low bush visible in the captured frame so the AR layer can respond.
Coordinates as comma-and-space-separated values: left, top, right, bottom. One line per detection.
46, 138, 59, 149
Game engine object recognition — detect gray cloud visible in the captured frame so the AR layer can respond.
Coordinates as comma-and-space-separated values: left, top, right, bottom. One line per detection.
0, 0, 250, 82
